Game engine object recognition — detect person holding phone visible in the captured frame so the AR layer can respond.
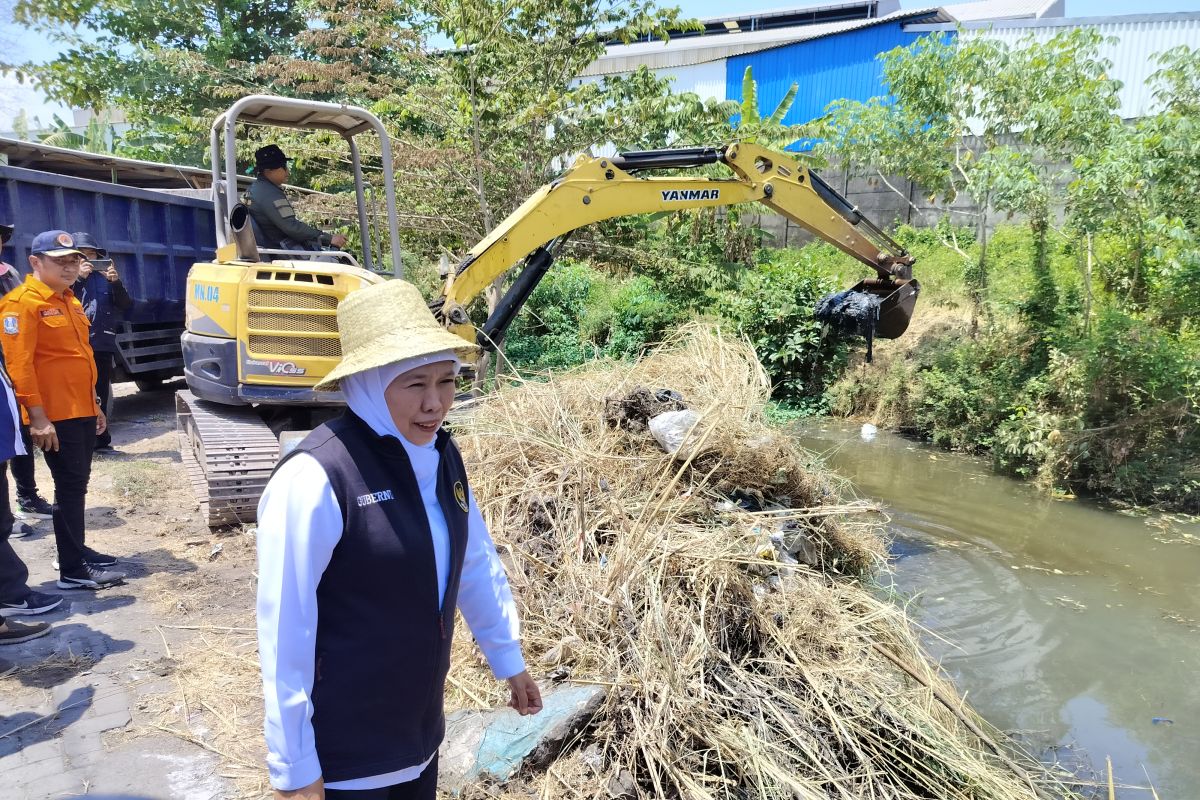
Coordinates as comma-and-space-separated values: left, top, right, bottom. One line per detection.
71, 232, 132, 454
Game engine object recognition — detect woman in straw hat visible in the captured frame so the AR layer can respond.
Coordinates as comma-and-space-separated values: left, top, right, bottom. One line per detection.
256, 280, 542, 800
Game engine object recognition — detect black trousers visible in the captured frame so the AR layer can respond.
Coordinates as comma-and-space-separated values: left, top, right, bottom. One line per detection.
42, 417, 96, 574
323, 756, 438, 800
9, 424, 39, 500
0, 460, 31, 604
94, 351, 114, 448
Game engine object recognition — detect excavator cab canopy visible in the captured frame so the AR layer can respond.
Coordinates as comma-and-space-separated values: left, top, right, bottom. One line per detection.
209, 95, 403, 274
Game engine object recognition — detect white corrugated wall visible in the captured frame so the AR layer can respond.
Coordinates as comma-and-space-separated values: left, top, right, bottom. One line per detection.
574, 60, 728, 102
651, 61, 728, 102
961, 16, 1200, 118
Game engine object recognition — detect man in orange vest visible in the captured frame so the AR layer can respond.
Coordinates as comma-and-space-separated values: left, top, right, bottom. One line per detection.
0, 231, 125, 590
0, 222, 54, 528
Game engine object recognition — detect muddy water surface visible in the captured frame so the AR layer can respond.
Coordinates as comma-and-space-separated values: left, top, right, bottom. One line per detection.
797, 422, 1200, 798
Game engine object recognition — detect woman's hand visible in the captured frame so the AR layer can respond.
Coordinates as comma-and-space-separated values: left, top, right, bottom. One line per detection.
506, 671, 543, 716
274, 777, 323, 800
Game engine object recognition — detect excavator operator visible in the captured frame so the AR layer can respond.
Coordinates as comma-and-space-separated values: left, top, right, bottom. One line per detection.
244, 144, 348, 257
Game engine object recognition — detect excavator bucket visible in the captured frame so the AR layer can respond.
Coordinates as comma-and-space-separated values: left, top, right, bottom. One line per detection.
850, 277, 921, 340
814, 277, 921, 361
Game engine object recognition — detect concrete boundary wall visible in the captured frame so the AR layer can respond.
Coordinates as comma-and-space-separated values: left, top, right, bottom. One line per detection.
740, 152, 1073, 248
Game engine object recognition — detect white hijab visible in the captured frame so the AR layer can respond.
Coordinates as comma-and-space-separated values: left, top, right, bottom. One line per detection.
340, 350, 461, 446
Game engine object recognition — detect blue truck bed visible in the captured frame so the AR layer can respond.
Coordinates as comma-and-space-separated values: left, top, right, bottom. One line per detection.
0, 164, 216, 381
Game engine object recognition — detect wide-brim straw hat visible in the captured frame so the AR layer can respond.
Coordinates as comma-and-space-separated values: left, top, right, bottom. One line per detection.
315, 279, 479, 391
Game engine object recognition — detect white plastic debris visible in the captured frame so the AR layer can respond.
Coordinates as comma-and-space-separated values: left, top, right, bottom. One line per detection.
648, 410, 701, 456
860, 423, 878, 442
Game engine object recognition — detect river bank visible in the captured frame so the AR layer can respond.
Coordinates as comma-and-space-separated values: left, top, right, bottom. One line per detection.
798, 420, 1200, 799
1, 333, 1084, 799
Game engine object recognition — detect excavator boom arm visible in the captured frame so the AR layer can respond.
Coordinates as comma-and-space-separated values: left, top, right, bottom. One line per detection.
438, 143, 914, 344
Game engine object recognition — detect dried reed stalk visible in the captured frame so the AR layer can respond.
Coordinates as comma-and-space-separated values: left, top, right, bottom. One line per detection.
449, 325, 1073, 800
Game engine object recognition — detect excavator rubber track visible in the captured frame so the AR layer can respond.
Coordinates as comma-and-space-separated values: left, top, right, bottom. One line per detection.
176, 390, 280, 528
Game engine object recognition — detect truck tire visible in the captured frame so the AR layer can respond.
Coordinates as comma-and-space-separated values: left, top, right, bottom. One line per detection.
134, 376, 166, 392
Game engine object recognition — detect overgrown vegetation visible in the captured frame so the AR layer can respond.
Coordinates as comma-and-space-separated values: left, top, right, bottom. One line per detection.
816, 34, 1200, 511
5, 3, 1196, 508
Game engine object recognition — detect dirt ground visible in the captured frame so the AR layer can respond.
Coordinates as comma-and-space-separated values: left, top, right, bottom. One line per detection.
0, 379, 270, 800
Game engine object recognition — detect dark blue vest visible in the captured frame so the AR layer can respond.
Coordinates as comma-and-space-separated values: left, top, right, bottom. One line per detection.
282, 412, 471, 782
74, 272, 127, 353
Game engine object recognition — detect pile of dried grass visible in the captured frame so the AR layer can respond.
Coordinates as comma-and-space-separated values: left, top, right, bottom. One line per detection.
450, 325, 1066, 800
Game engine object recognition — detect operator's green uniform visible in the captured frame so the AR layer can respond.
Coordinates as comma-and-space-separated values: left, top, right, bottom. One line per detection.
245, 177, 333, 251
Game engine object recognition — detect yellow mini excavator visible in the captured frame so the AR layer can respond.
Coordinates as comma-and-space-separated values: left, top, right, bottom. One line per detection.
177, 95, 918, 526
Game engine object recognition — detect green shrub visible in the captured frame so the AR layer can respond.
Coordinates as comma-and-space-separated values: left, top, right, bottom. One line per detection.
505, 259, 684, 371
1069, 310, 1199, 508
714, 248, 848, 411
830, 306, 1199, 510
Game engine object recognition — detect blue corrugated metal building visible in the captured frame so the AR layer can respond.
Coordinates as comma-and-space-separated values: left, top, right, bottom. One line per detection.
724, 18, 942, 127
581, 2, 1080, 126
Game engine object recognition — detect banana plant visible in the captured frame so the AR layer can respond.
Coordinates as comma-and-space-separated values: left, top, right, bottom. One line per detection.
732, 66, 806, 151
37, 113, 120, 154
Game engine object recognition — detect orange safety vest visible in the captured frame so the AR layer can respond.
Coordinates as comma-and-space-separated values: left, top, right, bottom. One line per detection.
0, 275, 99, 423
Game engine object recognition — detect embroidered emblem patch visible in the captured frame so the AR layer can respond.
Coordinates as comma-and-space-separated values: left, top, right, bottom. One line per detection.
39, 308, 63, 317
453, 481, 468, 512
56, 232, 74, 248
2, 316, 17, 335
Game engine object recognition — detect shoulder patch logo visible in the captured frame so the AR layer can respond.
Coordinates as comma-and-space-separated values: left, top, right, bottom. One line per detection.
453, 481, 468, 513
3, 316, 17, 335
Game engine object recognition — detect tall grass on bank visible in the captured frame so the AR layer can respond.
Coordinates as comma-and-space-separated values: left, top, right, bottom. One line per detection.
451, 325, 1075, 799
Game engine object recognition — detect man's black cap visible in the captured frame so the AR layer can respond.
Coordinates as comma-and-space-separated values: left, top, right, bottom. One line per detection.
254, 144, 291, 172
71, 231, 108, 258
0, 223, 12, 244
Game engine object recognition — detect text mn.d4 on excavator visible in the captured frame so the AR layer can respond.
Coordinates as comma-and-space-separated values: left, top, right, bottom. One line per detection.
177, 95, 919, 527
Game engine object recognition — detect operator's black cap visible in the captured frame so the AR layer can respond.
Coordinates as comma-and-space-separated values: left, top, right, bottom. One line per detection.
71, 231, 108, 258
254, 144, 291, 172
0, 223, 12, 244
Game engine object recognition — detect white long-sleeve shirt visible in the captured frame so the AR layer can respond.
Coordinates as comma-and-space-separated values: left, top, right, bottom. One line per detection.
256, 434, 525, 791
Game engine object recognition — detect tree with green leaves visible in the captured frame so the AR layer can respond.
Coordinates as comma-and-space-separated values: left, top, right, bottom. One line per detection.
1069, 45, 1200, 330
8, 0, 308, 162
815, 29, 1122, 331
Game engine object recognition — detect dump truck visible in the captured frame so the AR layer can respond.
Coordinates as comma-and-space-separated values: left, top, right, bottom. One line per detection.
0, 152, 218, 389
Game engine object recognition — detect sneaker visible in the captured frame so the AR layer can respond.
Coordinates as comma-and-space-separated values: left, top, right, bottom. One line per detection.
16, 494, 53, 520
10, 521, 35, 539
0, 619, 52, 645
93, 444, 121, 456
82, 548, 117, 567
53, 550, 118, 571
57, 565, 125, 590
0, 591, 63, 617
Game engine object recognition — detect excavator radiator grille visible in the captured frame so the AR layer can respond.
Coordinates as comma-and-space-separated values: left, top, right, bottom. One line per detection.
248, 334, 342, 358
246, 288, 342, 359
247, 289, 339, 310
246, 311, 338, 334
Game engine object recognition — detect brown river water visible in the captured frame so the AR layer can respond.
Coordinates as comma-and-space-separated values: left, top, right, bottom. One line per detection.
796, 421, 1200, 799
